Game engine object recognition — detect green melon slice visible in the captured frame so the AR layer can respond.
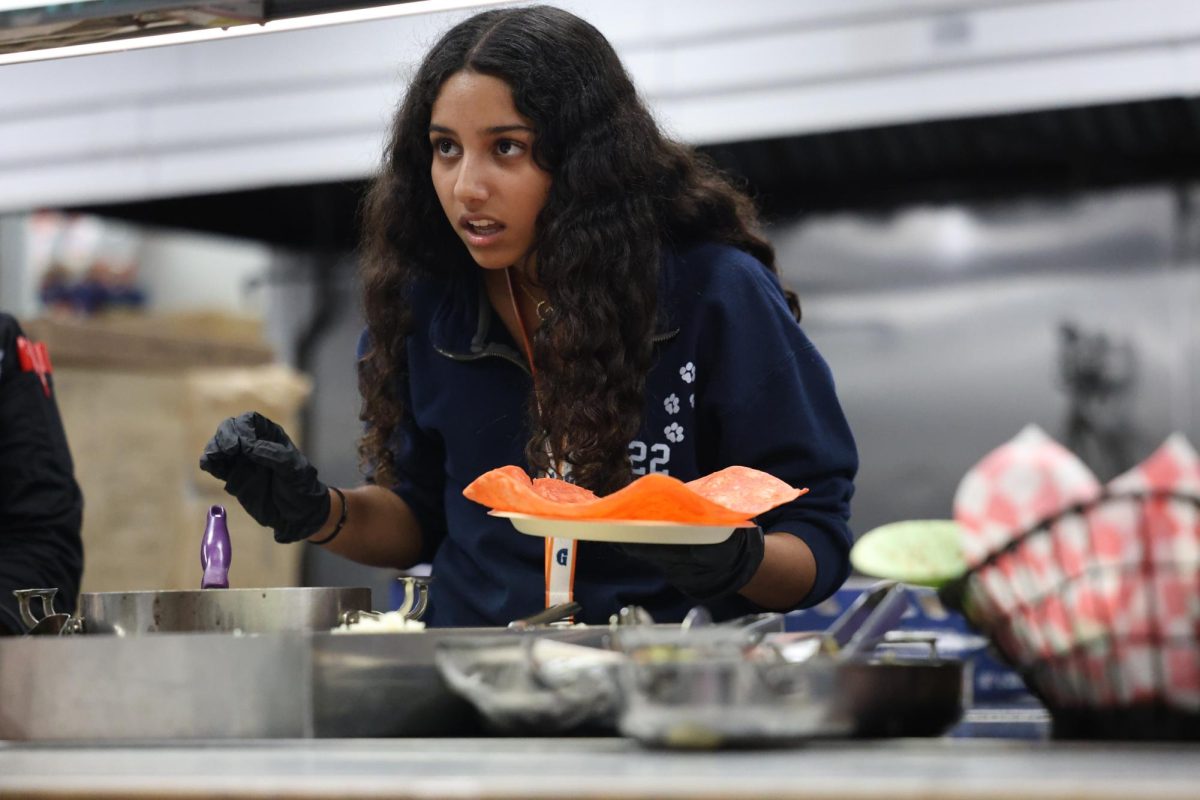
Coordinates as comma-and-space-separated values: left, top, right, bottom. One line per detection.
850, 519, 967, 587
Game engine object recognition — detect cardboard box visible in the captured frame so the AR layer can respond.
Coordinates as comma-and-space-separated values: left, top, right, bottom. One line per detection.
42, 316, 312, 593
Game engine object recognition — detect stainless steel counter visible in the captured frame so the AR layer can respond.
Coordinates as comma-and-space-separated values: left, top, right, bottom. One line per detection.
2, 737, 1199, 800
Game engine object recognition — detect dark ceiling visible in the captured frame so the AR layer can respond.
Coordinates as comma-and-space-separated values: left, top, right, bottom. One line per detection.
73, 96, 1200, 251
708, 95, 1200, 218
75, 180, 370, 253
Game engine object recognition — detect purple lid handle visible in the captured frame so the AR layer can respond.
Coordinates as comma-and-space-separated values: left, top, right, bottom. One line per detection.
201, 505, 232, 590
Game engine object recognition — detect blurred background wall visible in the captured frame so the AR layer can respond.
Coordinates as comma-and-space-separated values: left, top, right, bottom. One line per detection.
0, 0, 1198, 608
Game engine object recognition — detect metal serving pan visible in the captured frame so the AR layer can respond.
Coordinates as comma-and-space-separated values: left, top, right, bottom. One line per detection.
0, 625, 612, 741
614, 649, 965, 747
427, 584, 967, 745
15, 586, 372, 636
610, 585, 965, 746
314, 625, 611, 738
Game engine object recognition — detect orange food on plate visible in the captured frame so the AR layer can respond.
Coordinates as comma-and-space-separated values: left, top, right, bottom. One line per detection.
463, 465, 806, 525
532, 477, 596, 504
684, 466, 803, 519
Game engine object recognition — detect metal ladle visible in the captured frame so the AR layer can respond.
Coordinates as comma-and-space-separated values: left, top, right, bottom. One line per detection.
338, 575, 433, 627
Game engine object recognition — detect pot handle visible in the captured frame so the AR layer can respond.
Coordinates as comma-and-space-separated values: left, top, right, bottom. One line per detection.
824, 580, 910, 658
508, 601, 583, 630
337, 577, 433, 627
395, 576, 432, 621
12, 588, 82, 636
13, 588, 58, 629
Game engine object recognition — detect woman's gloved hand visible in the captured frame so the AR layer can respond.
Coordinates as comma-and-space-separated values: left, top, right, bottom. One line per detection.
199, 411, 331, 543
616, 526, 765, 602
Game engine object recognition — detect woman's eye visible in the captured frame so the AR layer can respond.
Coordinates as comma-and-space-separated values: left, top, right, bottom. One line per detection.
433, 138, 460, 156
496, 139, 524, 156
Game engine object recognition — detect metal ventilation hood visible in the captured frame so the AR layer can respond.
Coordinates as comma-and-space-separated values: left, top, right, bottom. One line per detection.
1, 1, 258, 55
72, 96, 1200, 251
0, 0, 457, 57
5, 0, 1200, 219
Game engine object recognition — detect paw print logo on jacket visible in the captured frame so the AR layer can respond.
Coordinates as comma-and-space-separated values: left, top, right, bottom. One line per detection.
680, 362, 696, 384
664, 422, 685, 443
664, 393, 680, 415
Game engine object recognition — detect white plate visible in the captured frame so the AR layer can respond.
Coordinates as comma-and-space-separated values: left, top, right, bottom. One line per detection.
490, 511, 741, 545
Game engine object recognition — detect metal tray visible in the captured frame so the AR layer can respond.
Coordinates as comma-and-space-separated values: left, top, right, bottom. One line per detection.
0, 626, 611, 741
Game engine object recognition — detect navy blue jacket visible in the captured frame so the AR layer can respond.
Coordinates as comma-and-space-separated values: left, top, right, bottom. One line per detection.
365, 242, 857, 627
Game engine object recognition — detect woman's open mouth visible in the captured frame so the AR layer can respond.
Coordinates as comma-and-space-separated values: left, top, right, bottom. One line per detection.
461, 217, 506, 246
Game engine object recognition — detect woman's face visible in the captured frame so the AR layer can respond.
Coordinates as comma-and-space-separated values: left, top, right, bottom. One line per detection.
429, 71, 551, 274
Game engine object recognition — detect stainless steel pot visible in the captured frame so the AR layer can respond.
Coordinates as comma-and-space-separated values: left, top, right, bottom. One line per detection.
79, 587, 373, 635
15, 586, 373, 636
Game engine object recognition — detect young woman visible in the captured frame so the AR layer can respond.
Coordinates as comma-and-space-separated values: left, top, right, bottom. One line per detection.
200, 5, 858, 627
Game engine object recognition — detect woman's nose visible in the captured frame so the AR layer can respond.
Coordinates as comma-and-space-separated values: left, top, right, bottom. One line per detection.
454, 156, 489, 204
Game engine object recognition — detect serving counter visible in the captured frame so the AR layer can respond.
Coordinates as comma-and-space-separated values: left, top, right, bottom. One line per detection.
4, 581, 1194, 799
2, 737, 1199, 800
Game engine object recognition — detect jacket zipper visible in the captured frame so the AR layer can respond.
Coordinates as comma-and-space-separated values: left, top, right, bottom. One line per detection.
435, 329, 678, 375
433, 345, 532, 377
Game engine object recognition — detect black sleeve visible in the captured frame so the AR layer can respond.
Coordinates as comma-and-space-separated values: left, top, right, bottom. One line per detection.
0, 313, 84, 635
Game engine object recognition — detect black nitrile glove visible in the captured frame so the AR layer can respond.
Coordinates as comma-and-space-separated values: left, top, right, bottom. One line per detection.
616, 526, 766, 603
199, 411, 331, 543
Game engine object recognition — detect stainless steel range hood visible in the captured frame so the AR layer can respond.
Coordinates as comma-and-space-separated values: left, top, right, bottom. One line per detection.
3, 0, 1199, 213
0, 0, 499, 61
0, 1, 267, 55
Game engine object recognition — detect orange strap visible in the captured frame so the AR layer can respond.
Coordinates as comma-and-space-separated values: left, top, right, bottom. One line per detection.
504, 269, 577, 611
504, 268, 539, 385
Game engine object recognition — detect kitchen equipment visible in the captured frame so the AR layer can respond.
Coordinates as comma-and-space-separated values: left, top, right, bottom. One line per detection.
507, 601, 582, 630
612, 604, 656, 627
616, 636, 849, 747
614, 582, 965, 747
435, 635, 624, 734
200, 504, 232, 589
11, 588, 80, 636
432, 602, 625, 733
0, 622, 621, 740
15, 585, 372, 636
17, 499, 377, 636
76, 586, 372, 635
340, 576, 432, 630
1, 576, 616, 740
433, 609, 788, 735
824, 580, 912, 657
429, 584, 963, 747
317, 611, 613, 738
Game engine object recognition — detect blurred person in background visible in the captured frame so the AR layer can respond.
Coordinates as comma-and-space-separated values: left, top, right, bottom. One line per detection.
0, 312, 84, 634
200, 5, 857, 627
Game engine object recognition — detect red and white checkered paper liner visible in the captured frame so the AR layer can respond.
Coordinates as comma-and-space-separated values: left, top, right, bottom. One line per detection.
953, 427, 1200, 711
955, 426, 1103, 570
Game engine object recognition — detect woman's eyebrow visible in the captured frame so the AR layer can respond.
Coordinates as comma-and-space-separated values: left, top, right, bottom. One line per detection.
428, 124, 533, 135
485, 124, 534, 135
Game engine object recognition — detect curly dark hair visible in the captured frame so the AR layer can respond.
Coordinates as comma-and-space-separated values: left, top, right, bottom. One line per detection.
359, 5, 796, 495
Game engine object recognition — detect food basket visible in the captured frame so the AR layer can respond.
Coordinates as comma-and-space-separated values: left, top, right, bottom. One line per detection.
953, 488, 1200, 740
